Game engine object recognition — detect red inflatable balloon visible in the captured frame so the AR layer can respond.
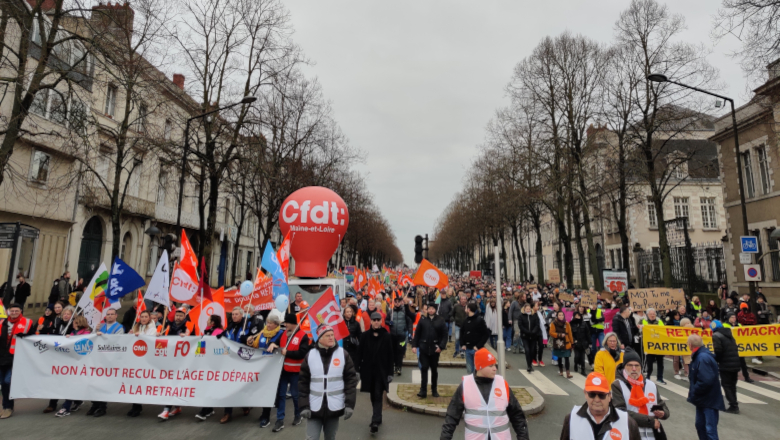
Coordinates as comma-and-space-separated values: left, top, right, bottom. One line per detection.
279, 186, 349, 278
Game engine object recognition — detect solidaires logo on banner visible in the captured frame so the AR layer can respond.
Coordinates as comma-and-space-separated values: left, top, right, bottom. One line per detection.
11, 335, 282, 407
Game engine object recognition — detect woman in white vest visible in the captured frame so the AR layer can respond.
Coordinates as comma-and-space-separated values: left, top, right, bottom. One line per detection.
560, 372, 641, 440
299, 325, 358, 440
610, 349, 669, 440
441, 348, 529, 440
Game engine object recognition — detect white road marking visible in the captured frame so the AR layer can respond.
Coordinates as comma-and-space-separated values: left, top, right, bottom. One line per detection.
737, 381, 780, 401
762, 381, 780, 389
519, 369, 568, 395
411, 370, 431, 385
656, 378, 764, 403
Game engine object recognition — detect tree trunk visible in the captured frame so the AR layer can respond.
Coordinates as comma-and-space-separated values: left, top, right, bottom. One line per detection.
573, 204, 588, 289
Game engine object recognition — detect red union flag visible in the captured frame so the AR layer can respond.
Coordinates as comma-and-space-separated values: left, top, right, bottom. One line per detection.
307, 287, 349, 341
170, 263, 199, 306
277, 231, 291, 282
223, 269, 274, 311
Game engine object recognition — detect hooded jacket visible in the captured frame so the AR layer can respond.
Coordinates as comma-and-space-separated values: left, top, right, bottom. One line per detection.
711, 326, 741, 373
687, 346, 726, 410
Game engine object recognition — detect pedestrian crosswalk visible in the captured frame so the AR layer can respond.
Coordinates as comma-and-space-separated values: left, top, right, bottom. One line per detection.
518, 366, 778, 405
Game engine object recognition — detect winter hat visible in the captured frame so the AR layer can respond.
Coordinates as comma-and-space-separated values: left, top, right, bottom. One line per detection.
622, 348, 642, 367
474, 348, 497, 371
711, 320, 723, 329
740, 302, 749, 310
317, 325, 334, 338
284, 313, 298, 325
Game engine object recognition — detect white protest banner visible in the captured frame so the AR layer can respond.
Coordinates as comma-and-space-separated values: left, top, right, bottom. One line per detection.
145, 250, 170, 307
603, 270, 628, 293
11, 335, 282, 407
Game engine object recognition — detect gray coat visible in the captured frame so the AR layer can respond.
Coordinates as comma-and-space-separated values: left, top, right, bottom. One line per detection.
509, 300, 523, 324
437, 297, 454, 322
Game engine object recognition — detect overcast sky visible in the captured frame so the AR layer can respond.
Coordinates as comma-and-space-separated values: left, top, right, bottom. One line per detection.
283, 0, 746, 265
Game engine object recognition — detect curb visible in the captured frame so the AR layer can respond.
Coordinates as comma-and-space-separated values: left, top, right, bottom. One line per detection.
751, 366, 780, 380
387, 383, 545, 417
402, 359, 466, 367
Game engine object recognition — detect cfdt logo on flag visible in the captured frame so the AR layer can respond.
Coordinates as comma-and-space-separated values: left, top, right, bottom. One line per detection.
74, 339, 93, 356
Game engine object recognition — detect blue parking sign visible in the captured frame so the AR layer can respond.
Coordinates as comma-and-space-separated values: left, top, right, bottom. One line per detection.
741, 236, 759, 253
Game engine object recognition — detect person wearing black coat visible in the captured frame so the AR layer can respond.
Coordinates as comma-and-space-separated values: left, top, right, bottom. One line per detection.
3, 275, 31, 308
47, 280, 61, 307
459, 303, 490, 374
412, 303, 448, 398
121, 306, 137, 333
518, 303, 541, 372
711, 323, 740, 413
358, 314, 395, 433
342, 305, 362, 372
570, 312, 591, 375
612, 306, 635, 350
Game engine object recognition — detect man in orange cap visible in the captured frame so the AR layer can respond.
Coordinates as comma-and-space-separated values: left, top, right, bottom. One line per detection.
441, 348, 529, 440
560, 372, 640, 440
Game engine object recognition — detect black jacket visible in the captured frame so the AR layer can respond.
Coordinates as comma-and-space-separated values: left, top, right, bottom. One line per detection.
342, 316, 362, 365
711, 327, 741, 373
437, 297, 454, 323
560, 402, 641, 440
6, 282, 31, 308
358, 326, 394, 393
122, 308, 137, 333
757, 302, 771, 324
441, 373, 529, 440
48, 282, 61, 305
612, 314, 635, 348
571, 318, 591, 350
612, 365, 670, 430
299, 344, 359, 419
459, 314, 490, 350
518, 312, 541, 338
412, 314, 447, 356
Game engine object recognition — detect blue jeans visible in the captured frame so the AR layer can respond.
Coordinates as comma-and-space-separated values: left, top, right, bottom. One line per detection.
0, 366, 12, 410
591, 330, 604, 352
503, 327, 513, 349
695, 407, 719, 440
276, 371, 300, 420
453, 325, 461, 355
445, 322, 452, 338
489, 335, 498, 349
465, 349, 477, 374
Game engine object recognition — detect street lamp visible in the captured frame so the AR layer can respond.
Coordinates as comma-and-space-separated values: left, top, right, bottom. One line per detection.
647, 74, 754, 303
175, 96, 257, 236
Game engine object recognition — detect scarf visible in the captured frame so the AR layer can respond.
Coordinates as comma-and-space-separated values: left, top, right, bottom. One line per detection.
261, 325, 282, 339
554, 320, 567, 338
623, 370, 649, 415
607, 347, 620, 361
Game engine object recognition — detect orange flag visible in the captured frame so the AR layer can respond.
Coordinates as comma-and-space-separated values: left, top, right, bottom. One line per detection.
188, 287, 226, 335
179, 230, 199, 281
412, 259, 449, 289
277, 231, 291, 282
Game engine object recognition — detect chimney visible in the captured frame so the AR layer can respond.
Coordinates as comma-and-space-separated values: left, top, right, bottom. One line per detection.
172, 74, 185, 90
90, 2, 135, 44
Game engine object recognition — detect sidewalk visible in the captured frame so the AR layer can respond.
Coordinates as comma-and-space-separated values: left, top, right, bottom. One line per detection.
750, 356, 780, 379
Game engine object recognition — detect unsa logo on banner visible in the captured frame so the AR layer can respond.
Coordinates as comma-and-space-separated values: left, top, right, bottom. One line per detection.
423, 269, 440, 286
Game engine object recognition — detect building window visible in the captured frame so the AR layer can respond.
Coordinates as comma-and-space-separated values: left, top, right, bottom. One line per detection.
164, 119, 173, 140
105, 85, 117, 117
742, 151, 756, 198
757, 145, 771, 195
68, 97, 88, 134
673, 197, 690, 223
700, 197, 718, 229
30, 89, 48, 117
29, 150, 51, 184
157, 171, 168, 205
647, 199, 657, 228
135, 104, 148, 132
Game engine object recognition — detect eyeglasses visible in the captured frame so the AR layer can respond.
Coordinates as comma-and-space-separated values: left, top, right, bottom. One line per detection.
587, 392, 608, 400
371, 318, 382, 322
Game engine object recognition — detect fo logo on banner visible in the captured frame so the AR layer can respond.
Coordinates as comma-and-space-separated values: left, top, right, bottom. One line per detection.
133, 340, 148, 357
423, 269, 440, 286
74, 339, 93, 356
174, 341, 190, 357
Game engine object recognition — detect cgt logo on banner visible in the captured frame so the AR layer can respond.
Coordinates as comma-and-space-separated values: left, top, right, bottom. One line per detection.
11, 335, 283, 407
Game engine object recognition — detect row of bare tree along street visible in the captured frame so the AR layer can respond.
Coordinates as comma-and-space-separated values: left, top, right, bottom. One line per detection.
0, 0, 401, 278
430, 0, 728, 290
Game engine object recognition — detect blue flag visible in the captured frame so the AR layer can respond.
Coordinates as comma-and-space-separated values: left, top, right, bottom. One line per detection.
261, 242, 289, 299
107, 257, 146, 301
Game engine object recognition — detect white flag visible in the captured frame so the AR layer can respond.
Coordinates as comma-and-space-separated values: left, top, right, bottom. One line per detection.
170, 265, 198, 304
76, 263, 110, 329
145, 250, 170, 307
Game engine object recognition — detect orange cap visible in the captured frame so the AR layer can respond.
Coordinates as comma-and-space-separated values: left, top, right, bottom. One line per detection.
299, 301, 309, 309
585, 372, 610, 393
474, 348, 497, 371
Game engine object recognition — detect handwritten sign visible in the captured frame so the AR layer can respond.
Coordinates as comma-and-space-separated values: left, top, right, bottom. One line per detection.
548, 269, 561, 284
580, 291, 598, 309
628, 288, 685, 312
526, 284, 538, 291
558, 291, 575, 302
600, 291, 614, 303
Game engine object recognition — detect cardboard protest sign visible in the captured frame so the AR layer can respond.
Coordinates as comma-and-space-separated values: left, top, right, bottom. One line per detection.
600, 291, 614, 303
548, 269, 560, 283
558, 291, 575, 302
580, 291, 598, 309
628, 288, 685, 312
527, 284, 538, 291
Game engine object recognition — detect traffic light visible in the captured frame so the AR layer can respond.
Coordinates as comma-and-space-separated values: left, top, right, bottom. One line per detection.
414, 235, 424, 264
